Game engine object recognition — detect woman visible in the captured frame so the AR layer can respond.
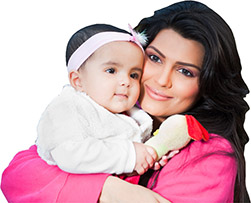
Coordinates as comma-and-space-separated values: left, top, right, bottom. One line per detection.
1, 1, 250, 202
136, 1, 250, 201
100, 1, 250, 202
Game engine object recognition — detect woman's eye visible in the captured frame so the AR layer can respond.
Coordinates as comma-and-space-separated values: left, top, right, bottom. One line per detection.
105, 68, 115, 74
130, 73, 140, 79
178, 68, 194, 77
148, 54, 162, 64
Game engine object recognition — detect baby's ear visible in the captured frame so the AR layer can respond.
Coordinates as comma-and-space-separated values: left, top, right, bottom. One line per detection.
69, 71, 83, 91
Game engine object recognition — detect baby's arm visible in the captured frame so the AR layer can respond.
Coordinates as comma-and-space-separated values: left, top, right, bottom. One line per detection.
51, 137, 137, 174
133, 142, 157, 175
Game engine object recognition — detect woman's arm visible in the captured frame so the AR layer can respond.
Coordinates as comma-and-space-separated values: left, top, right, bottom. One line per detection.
1, 145, 110, 203
99, 176, 171, 203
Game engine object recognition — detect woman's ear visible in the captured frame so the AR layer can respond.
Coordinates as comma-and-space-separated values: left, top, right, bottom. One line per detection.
69, 71, 84, 91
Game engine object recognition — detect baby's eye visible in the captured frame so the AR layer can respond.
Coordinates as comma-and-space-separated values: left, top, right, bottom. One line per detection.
105, 68, 115, 74
130, 72, 140, 80
178, 68, 194, 77
148, 54, 162, 64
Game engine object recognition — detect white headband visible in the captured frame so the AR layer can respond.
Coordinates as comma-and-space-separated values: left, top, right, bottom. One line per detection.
67, 29, 145, 73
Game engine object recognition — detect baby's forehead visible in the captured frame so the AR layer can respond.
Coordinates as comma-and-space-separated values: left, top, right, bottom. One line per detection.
94, 41, 144, 54
94, 41, 144, 58
67, 31, 144, 73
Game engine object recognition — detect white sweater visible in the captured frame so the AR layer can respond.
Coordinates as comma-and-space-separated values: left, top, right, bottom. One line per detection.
36, 85, 152, 174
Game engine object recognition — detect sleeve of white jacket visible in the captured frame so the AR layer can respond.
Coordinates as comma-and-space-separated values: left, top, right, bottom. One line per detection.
36, 89, 136, 175
51, 137, 136, 174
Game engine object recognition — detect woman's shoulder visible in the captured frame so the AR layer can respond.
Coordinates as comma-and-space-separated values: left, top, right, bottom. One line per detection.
164, 133, 235, 172
178, 133, 235, 164
189, 133, 234, 154
154, 135, 236, 202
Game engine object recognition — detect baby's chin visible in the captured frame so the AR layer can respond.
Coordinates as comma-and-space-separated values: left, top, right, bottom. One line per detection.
105, 105, 132, 114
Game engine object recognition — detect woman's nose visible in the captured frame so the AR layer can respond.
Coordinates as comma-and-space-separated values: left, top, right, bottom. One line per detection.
156, 67, 172, 88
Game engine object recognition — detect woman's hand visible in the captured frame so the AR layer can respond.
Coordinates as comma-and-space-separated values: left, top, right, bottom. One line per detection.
99, 176, 170, 203
153, 150, 179, 170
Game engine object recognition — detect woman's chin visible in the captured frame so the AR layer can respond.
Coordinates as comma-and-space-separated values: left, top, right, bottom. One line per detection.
141, 101, 165, 117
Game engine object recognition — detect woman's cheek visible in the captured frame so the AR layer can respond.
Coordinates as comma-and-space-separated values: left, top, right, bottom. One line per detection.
175, 79, 200, 104
141, 65, 152, 83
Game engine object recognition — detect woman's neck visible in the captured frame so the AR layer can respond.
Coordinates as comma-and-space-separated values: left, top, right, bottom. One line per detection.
151, 116, 166, 133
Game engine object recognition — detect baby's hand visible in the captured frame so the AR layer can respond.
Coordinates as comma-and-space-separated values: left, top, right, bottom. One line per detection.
133, 142, 157, 175
153, 150, 179, 170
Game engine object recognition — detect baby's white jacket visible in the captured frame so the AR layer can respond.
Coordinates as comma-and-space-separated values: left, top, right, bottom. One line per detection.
36, 85, 152, 174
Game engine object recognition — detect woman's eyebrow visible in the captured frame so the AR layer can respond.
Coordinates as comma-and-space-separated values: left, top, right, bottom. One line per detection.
147, 45, 201, 70
147, 46, 166, 58
177, 62, 201, 70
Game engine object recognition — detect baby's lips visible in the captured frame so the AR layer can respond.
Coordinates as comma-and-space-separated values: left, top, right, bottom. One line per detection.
185, 115, 209, 141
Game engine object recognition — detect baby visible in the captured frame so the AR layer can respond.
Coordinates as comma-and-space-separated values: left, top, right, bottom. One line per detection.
36, 24, 159, 175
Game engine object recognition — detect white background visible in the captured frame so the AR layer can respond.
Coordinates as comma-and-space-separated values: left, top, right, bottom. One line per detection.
0, 0, 250, 201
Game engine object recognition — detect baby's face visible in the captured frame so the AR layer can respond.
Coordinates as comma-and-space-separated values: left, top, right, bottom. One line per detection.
78, 41, 144, 113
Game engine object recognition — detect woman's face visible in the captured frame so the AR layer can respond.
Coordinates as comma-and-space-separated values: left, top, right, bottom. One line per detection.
139, 29, 204, 122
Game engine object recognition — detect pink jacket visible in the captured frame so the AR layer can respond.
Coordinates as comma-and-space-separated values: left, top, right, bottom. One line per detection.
1, 134, 236, 202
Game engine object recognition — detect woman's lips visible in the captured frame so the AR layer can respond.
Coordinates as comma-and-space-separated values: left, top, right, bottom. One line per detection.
145, 85, 172, 101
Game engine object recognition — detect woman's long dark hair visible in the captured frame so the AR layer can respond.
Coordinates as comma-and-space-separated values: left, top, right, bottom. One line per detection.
135, 1, 250, 202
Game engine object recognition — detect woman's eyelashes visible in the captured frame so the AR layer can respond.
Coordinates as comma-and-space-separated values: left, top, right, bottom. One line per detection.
177, 68, 195, 77
146, 51, 198, 78
147, 53, 162, 64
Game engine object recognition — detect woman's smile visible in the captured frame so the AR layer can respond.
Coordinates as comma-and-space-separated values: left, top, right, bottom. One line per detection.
145, 84, 173, 101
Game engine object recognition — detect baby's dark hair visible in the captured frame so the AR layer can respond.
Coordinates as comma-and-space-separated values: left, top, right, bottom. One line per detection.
66, 24, 129, 66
